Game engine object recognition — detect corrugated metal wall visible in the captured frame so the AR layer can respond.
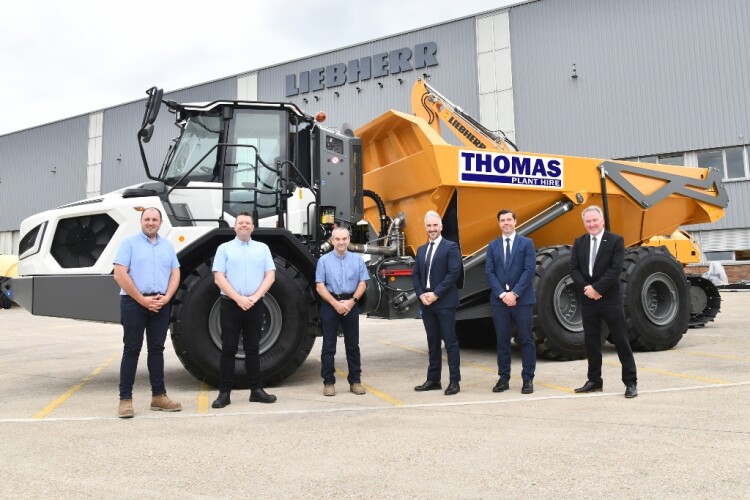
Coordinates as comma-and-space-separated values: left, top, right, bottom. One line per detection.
100, 79, 237, 194
685, 180, 750, 230
510, 0, 750, 158
258, 18, 479, 141
0, 117, 88, 231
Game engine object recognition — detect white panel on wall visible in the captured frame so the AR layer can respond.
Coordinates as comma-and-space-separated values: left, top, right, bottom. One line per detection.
477, 52, 496, 94
497, 89, 515, 137
237, 73, 258, 101
493, 12, 510, 50
477, 15, 494, 53
700, 228, 750, 251
0, 231, 19, 255
479, 92, 499, 132
495, 48, 513, 91
87, 112, 103, 198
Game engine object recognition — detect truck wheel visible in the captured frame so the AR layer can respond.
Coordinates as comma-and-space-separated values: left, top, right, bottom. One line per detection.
532, 245, 596, 360
455, 318, 496, 348
170, 256, 316, 388
686, 275, 722, 327
621, 247, 689, 351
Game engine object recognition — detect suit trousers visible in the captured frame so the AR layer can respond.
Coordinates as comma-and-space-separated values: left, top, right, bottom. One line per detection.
492, 303, 536, 382
422, 305, 461, 382
219, 297, 264, 392
582, 299, 637, 384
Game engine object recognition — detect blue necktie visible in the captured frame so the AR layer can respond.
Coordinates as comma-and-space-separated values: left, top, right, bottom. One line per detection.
504, 238, 511, 270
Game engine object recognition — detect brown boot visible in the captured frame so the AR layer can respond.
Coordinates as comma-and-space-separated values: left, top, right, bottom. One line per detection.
118, 399, 134, 419
150, 394, 182, 412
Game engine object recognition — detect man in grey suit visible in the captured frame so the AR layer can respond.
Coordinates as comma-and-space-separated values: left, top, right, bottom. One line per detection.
486, 209, 537, 394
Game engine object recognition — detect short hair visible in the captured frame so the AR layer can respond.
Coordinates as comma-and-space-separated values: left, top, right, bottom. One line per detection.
581, 205, 604, 219
497, 209, 516, 221
141, 207, 162, 220
424, 210, 442, 225
235, 211, 254, 222
331, 226, 350, 238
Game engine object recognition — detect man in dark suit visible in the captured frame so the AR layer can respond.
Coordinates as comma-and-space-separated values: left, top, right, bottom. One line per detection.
412, 210, 463, 395
569, 205, 638, 398
486, 209, 537, 394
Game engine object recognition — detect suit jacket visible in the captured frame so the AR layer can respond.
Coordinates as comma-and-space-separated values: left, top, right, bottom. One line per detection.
412, 238, 462, 309
486, 234, 536, 307
569, 230, 625, 305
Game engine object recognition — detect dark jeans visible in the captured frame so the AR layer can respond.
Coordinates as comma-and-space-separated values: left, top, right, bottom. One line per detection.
320, 302, 361, 385
219, 298, 264, 392
422, 306, 461, 383
582, 299, 637, 384
119, 296, 170, 400
492, 303, 536, 382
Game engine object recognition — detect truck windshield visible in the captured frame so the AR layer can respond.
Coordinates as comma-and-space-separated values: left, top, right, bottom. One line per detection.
162, 113, 222, 183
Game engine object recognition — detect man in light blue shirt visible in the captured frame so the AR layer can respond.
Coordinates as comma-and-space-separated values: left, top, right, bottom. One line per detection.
211, 212, 277, 407
113, 207, 181, 418
315, 227, 369, 396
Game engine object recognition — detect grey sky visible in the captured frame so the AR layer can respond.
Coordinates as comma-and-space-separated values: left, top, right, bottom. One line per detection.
1, 0, 514, 136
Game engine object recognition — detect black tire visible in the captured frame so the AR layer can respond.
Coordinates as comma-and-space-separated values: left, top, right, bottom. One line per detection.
621, 247, 689, 351
533, 245, 592, 360
455, 318, 496, 349
686, 275, 722, 327
170, 256, 317, 388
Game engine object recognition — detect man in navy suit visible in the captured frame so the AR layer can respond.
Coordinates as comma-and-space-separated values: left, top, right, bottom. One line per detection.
486, 209, 537, 394
569, 205, 638, 398
412, 211, 463, 395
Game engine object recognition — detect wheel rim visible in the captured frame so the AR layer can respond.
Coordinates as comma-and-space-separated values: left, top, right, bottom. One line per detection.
640, 272, 678, 326
553, 276, 583, 332
207, 295, 284, 357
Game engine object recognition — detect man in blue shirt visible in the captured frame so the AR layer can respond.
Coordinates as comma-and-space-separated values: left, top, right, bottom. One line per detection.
113, 207, 181, 418
315, 227, 369, 396
211, 212, 277, 408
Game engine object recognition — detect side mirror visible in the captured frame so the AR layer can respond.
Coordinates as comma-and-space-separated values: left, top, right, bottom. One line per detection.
138, 124, 154, 144
141, 87, 164, 128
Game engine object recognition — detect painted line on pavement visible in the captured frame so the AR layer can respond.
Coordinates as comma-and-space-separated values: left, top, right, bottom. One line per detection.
381, 340, 574, 393
5, 380, 749, 424
679, 350, 750, 362
197, 383, 210, 414
313, 356, 404, 406
603, 361, 730, 384
31, 353, 118, 419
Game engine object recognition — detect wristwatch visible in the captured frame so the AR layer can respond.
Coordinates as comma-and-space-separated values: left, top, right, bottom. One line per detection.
352, 296, 359, 303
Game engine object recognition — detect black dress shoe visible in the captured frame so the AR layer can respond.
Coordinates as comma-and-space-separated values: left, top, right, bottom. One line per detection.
212, 392, 231, 408
574, 380, 603, 393
444, 381, 460, 396
414, 380, 442, 392
492, 379, 510, 393
250, 388, 277, 404
624, 383, 638, 398
522, 380, 534, 394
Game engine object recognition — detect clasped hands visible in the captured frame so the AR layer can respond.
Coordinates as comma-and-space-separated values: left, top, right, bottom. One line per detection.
583, 285, 602, 300
235, 294, 262, 311
420, 291, 438, 306
143, 294, 169, 312
332, 298, 356, 316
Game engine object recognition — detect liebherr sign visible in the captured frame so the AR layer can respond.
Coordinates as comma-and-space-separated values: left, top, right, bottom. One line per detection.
285, 42, 438, 97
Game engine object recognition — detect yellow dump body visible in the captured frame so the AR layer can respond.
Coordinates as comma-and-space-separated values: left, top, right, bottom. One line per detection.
357, 110, 726, 257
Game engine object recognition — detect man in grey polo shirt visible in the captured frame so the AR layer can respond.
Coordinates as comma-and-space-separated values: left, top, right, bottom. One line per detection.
211, 212, 277, 408
113, 207, 181, 418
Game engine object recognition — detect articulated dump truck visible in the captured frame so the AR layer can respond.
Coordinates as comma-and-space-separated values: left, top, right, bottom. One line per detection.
10, 81, 728, 387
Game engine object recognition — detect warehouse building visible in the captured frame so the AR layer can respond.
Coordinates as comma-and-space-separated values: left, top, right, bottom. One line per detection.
1, 0, 748, 278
